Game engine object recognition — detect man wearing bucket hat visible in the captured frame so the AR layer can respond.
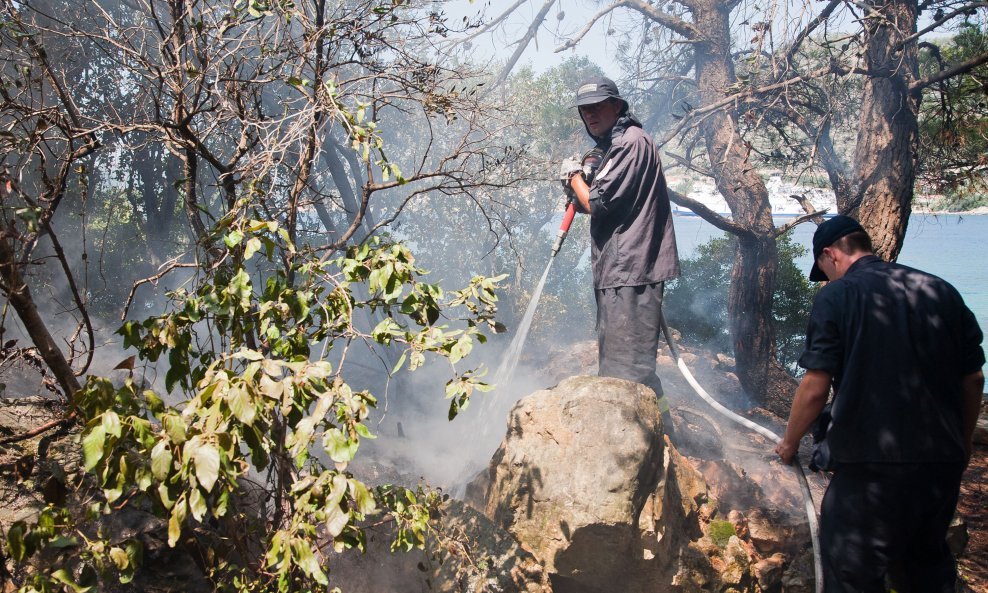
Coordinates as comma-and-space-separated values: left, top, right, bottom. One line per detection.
560, 77, 680, 421
776, 215, 984, 592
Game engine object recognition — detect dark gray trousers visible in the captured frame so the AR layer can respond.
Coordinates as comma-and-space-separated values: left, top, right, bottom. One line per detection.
820, 462, 962, 593
595, 283, 668, 413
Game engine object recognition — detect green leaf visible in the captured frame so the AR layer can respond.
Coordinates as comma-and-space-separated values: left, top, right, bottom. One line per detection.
194, 444, 221, 493
6, 523, 26, 561
189, 487, 207, 521
157, 482, 174, 510
323, 428, 358, 463
228, 384, 256, 425
354, 422, 376, 439
349, 479, 377, 515
391, 352, 407, 374
151, 441, 172, 481
290, 418, 316, 460
214, 489, 230, 518
102, 410, 122, 438
224, 230, 244, 248
293, 539, 328, 585
324, 502, 349, 537
136, 467, 153, 491
168, 497, 187, 547
51, 568, 95, 593
82, 425, 106, 471
109, 546, 129, 570
48, 535, 78, 548
162, 414, 187, 444
244, 236, 262, 260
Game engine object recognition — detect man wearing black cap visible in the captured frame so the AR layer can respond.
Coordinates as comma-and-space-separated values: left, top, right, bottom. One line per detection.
560, 77, 680, 420
776, 215, 985, 592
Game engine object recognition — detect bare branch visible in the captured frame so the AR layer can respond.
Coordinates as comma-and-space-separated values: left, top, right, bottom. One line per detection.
783, 0, 845, 67
911, 51, 988, 92
772, 204, 829, 238
555, 0, 697, 53
895, 2, 988, 50
667, 189, 755, 238
444, 0, 528, 47
492, 0, 557, 88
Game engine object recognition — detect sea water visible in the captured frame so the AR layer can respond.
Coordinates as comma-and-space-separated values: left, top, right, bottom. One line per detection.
675, 213, 988, 379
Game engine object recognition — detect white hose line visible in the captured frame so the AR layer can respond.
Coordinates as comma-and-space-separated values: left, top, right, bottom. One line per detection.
661, 318, 823, 593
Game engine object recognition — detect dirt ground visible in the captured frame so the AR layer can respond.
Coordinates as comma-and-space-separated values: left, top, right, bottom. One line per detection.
958, 441, 988, 593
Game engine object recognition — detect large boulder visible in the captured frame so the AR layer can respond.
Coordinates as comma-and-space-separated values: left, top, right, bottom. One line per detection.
472, 375, 820, 592
481, 376, 665, 592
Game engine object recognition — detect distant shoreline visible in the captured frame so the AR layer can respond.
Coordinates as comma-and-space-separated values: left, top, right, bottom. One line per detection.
913, 206, 988, 216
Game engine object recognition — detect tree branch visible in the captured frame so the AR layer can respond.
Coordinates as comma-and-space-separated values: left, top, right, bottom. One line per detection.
667, 188, 755, 238
555, 0, 697, 53
911, 51, 988, 92
894, 2, 988, 51
0, 234, 82, 402
492, 0, 557, 88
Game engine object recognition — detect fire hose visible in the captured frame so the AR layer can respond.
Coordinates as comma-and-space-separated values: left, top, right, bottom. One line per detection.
553, 149, 824, 592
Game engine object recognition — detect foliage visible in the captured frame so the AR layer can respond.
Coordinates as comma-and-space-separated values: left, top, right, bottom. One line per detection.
708, 520, 737, 548
918, 21, 988, 203
4, 215, 503, 592
665, 231, 815, 370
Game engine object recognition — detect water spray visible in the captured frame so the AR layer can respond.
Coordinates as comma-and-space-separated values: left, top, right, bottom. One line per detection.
659, 314, 824, 593
492, 149, 605, 386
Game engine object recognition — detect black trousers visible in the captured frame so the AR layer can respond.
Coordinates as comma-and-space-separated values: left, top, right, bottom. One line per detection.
820, 462, 963, 593
595, 283, 668, 413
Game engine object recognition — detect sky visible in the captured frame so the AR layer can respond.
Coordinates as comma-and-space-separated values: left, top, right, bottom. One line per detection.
441, 0, 628, 77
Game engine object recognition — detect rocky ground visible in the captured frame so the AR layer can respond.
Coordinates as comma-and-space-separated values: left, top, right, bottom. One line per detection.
544, 337, 988, 593
957, 436, 988, 592
2, 341, 987, 592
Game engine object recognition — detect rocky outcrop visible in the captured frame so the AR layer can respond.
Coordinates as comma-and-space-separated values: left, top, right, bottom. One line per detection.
473, 375, 788, 592
481, 376, 665, 592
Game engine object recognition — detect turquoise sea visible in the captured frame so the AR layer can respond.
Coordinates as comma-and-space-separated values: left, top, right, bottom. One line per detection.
674, 213, 988, 380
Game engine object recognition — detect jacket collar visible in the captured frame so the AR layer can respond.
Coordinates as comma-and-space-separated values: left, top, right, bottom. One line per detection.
583, 112, 643, 146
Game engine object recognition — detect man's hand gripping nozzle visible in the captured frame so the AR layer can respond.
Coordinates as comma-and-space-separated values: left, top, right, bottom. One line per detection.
552, 156, 584, 257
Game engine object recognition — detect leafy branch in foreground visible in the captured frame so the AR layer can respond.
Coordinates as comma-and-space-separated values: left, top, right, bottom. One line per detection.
5, 220, 504, 593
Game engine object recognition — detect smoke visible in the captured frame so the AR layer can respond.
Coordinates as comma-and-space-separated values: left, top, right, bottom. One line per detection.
356, 332, 555, 494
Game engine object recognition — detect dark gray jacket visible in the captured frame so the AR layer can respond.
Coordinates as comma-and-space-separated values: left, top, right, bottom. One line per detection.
587, 114, 680, 289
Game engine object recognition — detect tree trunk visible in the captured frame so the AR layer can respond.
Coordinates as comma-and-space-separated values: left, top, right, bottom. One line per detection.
693, 2, 797, 411
0, 237, 81, 401
845, 0, 920, 262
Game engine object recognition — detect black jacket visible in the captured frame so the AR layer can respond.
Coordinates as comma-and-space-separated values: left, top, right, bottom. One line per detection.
587, 114, 680, 289
800, 255, 985, 465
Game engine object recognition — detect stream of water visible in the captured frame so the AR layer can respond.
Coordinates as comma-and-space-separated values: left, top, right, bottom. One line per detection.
492, 257, 555, 389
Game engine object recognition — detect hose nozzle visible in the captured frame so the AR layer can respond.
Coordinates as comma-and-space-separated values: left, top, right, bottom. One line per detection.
551, 229, 568, 257
551, 201, 578, 258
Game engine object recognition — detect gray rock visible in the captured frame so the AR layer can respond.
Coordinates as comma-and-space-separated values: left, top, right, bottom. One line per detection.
481, 376, 665, 592
946, 513, 968, 557
476, 375, 766, 593
752, 552, 787, 592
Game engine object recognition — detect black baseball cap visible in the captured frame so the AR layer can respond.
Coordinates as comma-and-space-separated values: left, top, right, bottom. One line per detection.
808, 215, 865, 281
575, 77, 627, 108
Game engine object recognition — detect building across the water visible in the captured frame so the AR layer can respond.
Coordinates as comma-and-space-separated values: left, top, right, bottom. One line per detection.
669, 173, 837, 219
